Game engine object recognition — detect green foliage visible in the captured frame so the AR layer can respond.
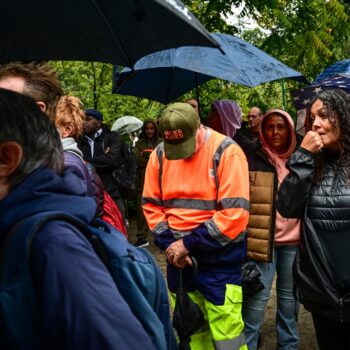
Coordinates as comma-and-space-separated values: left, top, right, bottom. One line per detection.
52, 61, 164, 127
255, 0, 350, 80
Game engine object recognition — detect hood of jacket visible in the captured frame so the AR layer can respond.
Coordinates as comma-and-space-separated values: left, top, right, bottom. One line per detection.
259, 109, 296, 159
0, 167, 96, 236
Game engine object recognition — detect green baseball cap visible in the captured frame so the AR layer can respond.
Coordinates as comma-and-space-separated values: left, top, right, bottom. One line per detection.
159, 102, 200, 160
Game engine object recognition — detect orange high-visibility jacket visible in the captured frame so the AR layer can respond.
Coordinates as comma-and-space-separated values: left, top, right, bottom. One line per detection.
142, 127, 249, 246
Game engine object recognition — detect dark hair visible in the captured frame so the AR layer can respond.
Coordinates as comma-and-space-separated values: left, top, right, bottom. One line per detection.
139, 118, 159, 141
0, 88, 64, 188
309, 89, 350, 183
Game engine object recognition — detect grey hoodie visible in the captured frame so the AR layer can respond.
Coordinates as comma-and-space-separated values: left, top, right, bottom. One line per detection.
61, 137, 84, 160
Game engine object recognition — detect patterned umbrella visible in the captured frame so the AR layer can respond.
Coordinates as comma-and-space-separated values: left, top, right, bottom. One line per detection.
314, 59, 350, 82
292, 74, 350, 110
292, 74, 350, 135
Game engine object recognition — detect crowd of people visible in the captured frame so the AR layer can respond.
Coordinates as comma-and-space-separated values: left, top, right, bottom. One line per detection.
0, 61, 349, 350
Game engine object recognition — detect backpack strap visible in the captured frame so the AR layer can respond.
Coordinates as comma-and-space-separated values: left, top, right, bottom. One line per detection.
0, 212, 93, 350
0, 212, 112, 282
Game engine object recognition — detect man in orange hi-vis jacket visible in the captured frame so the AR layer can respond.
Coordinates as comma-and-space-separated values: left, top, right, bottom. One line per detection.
142, 102, 249, 350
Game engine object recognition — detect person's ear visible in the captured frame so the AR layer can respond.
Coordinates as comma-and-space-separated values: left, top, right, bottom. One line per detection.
36, 101, 46, 113
58, 123, 75, 138
0, 142, 23, 177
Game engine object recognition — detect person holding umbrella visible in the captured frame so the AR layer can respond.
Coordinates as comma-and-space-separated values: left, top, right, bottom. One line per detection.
277, 89, 350, 350
142, 102, 249, 349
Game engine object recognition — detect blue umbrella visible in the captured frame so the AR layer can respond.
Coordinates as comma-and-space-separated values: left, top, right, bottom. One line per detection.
292, 74, 350, 110
314, 59, 350, 82
113, 33, 304, 104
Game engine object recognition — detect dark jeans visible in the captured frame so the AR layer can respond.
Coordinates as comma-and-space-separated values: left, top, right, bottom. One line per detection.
312, 313, 350, 350
114, 197, 126, 223
136, 191, 149, 240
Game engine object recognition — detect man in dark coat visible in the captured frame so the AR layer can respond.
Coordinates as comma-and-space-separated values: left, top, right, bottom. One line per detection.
78, 109, 125, 220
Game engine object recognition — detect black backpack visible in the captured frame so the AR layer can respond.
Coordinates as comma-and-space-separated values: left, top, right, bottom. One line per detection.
102, 133, 137, 200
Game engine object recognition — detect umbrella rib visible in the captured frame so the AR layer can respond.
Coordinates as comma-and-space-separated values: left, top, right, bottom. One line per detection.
89, 0, 133, 67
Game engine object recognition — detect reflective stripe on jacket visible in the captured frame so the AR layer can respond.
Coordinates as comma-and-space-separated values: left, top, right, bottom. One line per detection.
142, 127, 249, 246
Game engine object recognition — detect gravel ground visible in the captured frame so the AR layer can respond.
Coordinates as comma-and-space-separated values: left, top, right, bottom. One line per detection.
127, 217, 318, 350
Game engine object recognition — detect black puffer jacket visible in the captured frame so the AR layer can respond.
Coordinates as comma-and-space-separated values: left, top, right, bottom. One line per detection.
277, 147, 350, 322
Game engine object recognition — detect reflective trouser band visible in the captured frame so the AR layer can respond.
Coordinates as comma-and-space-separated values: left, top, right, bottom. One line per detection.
213, 333, 246, 350
170, 285, 247, 350
153, 221, 169, 234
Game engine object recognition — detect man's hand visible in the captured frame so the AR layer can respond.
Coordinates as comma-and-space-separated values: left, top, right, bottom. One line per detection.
175, 256, 193, 269
301, 131, 323, 154
166, 239, 191, 267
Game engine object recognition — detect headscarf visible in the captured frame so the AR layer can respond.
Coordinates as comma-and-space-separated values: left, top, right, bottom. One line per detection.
212, 100, 242, 137
259, 109, 296, 183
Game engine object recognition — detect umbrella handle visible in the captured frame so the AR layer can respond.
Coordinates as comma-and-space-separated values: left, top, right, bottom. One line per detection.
178, 256, 198, 288
190, 256, 198, 272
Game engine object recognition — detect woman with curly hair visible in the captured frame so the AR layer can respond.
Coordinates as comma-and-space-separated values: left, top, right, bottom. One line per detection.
277, 89, 350, 350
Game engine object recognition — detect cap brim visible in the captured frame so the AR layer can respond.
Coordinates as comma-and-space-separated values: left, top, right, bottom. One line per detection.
164, 135, 196, 160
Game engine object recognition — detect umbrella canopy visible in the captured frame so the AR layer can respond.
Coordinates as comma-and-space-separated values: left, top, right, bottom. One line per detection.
0, 0, 219, 67
314, 59, 350, 82
292, 74, 350, 110
113, 33, 304, 104
111, 116, 143, 135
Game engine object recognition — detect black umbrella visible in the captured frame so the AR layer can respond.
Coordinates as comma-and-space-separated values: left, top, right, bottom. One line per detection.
172, 259, 206, 350
0, 0, 219, 67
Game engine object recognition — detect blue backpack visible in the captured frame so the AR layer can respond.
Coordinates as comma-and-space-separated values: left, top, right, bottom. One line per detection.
0, 212, 177, 350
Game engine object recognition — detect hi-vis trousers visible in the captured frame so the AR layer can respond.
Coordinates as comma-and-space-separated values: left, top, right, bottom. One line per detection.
171, 284, 247, 350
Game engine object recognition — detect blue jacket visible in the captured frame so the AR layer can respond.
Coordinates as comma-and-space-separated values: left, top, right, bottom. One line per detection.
0, 167, 156, 350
